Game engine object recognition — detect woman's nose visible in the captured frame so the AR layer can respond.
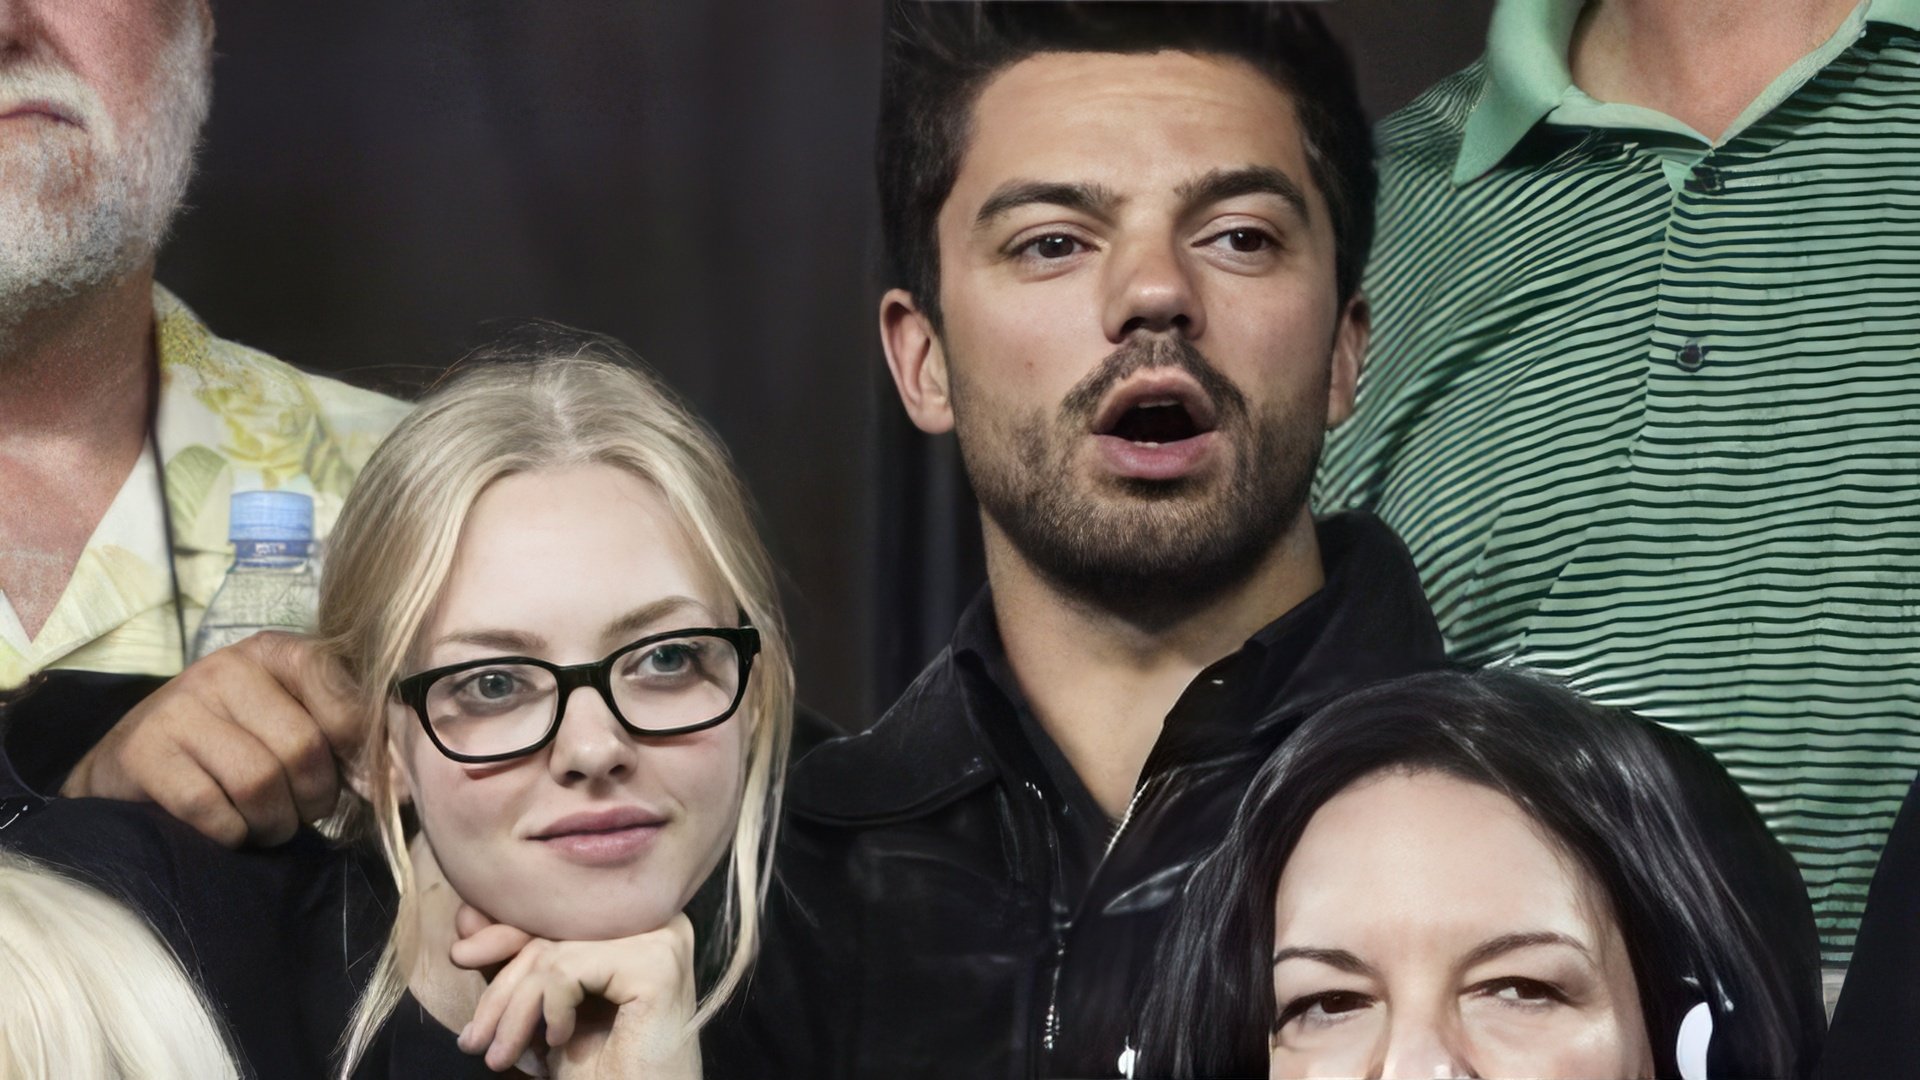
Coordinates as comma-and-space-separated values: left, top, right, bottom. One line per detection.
1376, 1014, 1474, 1080
545, 684, 638, 782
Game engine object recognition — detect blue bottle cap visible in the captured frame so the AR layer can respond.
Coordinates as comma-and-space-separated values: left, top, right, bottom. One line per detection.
229, 490, 314, 543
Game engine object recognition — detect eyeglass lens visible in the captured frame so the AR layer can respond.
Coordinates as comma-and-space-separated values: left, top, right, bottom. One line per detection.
422, 634, 742, 758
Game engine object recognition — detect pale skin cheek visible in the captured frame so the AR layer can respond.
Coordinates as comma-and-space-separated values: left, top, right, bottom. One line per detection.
1265, 1007, 1646, 1079
1477, 1013, 1645, 1078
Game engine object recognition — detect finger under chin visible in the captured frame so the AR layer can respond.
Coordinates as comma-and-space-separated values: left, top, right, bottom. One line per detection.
455, 902, 499, 939
461, 943, 539, 1055
451, 924, 538, 970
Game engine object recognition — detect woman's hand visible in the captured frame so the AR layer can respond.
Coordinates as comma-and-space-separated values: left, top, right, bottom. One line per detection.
450, 904, 702, 1078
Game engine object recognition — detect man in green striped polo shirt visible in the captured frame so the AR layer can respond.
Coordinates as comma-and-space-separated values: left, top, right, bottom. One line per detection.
1319, 0, 1920, 972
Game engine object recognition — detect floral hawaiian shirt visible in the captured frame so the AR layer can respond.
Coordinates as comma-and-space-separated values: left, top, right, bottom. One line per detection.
0, 285, 409, 689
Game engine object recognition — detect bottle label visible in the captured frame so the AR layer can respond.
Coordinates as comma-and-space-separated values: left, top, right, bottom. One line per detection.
235, 539, 312, 566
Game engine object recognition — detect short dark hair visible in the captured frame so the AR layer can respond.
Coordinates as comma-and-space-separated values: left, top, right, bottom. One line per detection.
1134, 668, 1825, 1079
877, 1, 1376, 329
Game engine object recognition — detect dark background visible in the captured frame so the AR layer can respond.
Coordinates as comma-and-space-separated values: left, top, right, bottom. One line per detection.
159, 1, 1496, 730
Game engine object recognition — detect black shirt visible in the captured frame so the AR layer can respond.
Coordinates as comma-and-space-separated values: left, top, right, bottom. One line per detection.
1817, 766, 1920, 1078
710, 511, 1450, 1079
354, 992, 499, 1079
0, 759, 393, 1079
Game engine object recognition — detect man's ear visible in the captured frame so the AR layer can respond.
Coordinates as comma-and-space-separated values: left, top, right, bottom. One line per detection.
880, 288, 955, 435
1325, 293, 1370, 431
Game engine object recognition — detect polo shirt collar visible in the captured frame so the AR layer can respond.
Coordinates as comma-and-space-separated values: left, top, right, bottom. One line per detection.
1874, 0, 1920, 31
1453, 0, 1919, 185
1454, 0, 1584, 185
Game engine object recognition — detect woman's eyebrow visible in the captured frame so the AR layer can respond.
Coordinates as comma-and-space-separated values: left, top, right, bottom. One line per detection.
428, 597, 713, 655
603, 595, 715, 640
432, 628, 543, 654
1271, 946, 1378, 978
1459, 931, 1593, 969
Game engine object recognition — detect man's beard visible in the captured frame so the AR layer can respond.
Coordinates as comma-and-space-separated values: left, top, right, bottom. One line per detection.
0, 19, 211, 330
953, 336, 1325, 624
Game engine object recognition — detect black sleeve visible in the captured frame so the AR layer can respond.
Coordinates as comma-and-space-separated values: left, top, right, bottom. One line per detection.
1815, 766, 1920, 1079
701, 820, 845, 1080
0, 671, 167, 794
0, 789, 391, 1080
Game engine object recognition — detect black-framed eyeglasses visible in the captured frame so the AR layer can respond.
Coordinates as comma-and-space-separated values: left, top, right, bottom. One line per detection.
393, 626, 760, 764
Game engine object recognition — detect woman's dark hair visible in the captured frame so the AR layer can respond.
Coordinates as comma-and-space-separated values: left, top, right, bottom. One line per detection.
1136, 668, 1825, 1079
877, 1, 1375, 331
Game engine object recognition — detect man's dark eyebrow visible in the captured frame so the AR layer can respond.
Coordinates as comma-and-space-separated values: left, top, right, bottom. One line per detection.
1176, 165, 1310, 222
1459, 931, 1594, 970
1271, 946, 1378, 979
973, 180, 1123, 231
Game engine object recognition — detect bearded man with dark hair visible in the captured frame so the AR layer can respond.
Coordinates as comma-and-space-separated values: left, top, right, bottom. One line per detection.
710, 5, 1446, 1078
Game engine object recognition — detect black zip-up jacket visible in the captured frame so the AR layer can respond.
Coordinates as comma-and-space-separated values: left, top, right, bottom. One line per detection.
1817, 766, 1920, 1078
709, 512, 1449, 1079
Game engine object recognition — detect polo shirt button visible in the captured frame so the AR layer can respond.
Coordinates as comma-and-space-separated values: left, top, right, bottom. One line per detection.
1693, 165, 1724, 194
1678, 341, 1709, 371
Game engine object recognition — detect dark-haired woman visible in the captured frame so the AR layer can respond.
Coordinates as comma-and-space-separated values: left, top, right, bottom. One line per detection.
1135, 668, 1825, 1079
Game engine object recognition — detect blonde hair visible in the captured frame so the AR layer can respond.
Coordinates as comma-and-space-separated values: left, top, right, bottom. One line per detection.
317, 327, 793, 1075
0, 851, 241, 1080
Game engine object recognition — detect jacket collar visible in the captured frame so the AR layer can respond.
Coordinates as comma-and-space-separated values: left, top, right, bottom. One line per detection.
788, 511, 1446, 824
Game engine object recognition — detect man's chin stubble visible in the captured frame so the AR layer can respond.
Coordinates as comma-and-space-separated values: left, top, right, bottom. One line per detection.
983, 476, 1307, 630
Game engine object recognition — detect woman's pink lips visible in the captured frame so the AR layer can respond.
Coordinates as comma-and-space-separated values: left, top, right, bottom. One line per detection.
531, 806, 667, 866
536, 823, 664, 866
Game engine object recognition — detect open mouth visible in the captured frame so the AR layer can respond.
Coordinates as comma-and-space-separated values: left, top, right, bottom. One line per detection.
1107, 399, 1207, 444
1092, 373, 1219, 446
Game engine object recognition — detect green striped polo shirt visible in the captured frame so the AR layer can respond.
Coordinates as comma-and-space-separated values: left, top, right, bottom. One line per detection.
1318, 0, 1920, 964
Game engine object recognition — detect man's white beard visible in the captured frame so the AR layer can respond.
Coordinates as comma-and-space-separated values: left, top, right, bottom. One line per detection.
0, 21, 211, 328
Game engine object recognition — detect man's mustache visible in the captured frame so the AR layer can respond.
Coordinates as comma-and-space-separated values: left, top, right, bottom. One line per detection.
1059, 336, 1248, 425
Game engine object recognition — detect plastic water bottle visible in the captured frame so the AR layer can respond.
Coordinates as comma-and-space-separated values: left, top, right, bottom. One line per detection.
189, 491, 320, 661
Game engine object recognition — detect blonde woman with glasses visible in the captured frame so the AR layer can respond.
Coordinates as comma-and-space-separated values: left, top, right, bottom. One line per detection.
0, 325, 793, 1079
319, 326, 793, 1077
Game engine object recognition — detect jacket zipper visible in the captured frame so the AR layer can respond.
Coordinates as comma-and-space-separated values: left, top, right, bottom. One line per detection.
1040, 769, 1166, 1056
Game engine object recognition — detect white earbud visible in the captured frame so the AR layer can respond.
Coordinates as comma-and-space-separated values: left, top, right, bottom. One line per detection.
1676, 1001, 1713, 1080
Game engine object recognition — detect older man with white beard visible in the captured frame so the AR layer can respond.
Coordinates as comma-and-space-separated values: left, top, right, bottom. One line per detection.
0, 1, 405, 813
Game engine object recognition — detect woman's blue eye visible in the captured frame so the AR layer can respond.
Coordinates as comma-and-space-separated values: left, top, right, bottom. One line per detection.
625, 641, 709, 684
647, 644, 694, 672
452, 668, 527, 704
